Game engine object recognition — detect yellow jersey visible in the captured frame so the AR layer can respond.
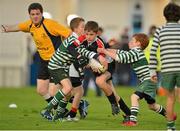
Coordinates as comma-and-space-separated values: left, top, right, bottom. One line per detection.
144, 37, 161, 71
18, 18, 71, 60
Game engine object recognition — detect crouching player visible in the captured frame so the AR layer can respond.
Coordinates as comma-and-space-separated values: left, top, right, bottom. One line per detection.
98, 33, 167, 126
40, 17, 105, 121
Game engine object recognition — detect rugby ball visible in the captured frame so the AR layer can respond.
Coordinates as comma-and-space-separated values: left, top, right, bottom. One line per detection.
88, 58, 106, 73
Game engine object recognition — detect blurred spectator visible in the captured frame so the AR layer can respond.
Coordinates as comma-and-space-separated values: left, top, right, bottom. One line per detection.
144, 25, 164, 95
97, 27, 104, 36
112, 27, 134, 86
119, 27, 129, 50
97, 27, 107, 42
83, 68, 102, 97
144, 25, 161, 71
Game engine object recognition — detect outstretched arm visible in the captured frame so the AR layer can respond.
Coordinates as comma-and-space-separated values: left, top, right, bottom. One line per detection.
98, 48, 140, 63
1, 24, 20, 32
97, 48, 117, 60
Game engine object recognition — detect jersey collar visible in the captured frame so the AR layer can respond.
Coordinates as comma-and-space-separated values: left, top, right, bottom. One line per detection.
88, 37, 98, 45
72, 32, 79, 38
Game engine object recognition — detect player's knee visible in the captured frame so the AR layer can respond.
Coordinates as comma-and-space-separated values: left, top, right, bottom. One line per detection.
36, 86, 48, 96
148, 104, 155, 110
49, 88, 57, 96
80, 87, 84, 96
130, 94, 134, 101
96, 77, 100, 85
75, 86, 84, 97
131, 94, 138, 100
96, 79, 103, 89
96, 77, 105, 86
65, 93, 72, 100
63, 86, 73, 95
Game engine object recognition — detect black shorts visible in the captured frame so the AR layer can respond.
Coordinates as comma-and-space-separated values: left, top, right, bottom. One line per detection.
134, 91, 156, 104
107, 60, 115, 80
37, 58, 50, 80
70, 77, 82, 87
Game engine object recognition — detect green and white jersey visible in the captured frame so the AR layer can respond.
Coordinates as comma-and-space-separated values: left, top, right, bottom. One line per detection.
150, 22, 180, 75
48, 32, 97, 70
115, 47, 150, 83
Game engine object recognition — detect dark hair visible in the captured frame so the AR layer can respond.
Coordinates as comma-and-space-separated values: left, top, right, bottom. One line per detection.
28, 3, 43, 14
133, 33, 149, 50
149, 25, 156, 36
85, 21, 99, 33
98, 27, 104, 33
163, 3, 180, 22
70, 17, 85, 31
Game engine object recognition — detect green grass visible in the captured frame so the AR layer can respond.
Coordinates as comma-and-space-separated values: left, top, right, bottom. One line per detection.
0, 86, 179, 130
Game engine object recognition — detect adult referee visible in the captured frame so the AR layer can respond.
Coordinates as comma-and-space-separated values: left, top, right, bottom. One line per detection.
1, 3, 71, 103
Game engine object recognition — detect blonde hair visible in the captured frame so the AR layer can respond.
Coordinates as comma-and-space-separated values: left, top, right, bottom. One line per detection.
70, 17, 84, 31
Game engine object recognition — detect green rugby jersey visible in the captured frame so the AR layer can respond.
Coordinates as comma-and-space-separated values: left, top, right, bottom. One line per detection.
115, 47, 150, 83
150, 22, 180, 75
48, 32, 97, 70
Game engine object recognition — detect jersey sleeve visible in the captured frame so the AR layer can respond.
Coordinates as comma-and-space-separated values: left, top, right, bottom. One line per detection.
18, 20, 32, 32
49, 20, 71, 38
73, 35, 86, 46
77, 47, 99, 59
96, 38, 105, 57
149, 27, 161, 76
116, 49, 140, 63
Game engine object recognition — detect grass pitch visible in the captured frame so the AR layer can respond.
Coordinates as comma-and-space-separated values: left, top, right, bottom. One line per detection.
0, 86, 179, 130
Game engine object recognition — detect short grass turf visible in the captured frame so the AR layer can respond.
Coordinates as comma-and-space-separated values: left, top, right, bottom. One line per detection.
0, 86, 179, 130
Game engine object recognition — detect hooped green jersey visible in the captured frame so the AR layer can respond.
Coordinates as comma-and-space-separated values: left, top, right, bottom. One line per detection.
48, 32, 97, 70
116, 47, 150, 83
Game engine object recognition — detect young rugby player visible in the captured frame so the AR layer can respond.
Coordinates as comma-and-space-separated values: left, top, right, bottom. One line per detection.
82, 21, 131, 121
149, 3, 180, 130
98, 33, 167, 126
40, 17, 105, 121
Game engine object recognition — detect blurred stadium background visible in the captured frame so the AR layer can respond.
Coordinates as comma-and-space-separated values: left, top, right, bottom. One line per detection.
0, 0, 179, 88
0, 0, 180, 130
